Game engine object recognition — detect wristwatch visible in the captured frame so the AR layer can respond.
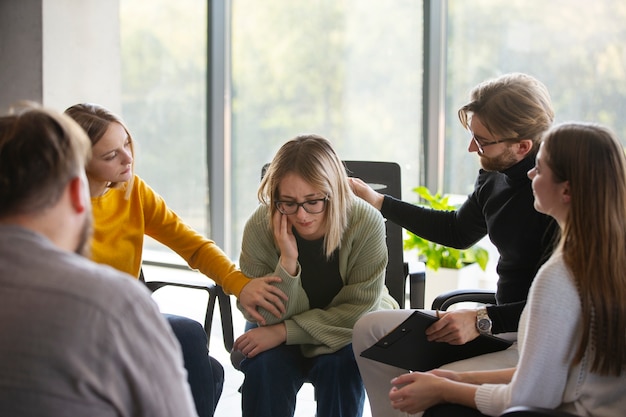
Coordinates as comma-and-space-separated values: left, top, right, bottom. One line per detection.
476, 307, 492, 335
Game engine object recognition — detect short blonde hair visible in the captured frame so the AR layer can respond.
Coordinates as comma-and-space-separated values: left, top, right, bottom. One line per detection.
259, 134, 353, 258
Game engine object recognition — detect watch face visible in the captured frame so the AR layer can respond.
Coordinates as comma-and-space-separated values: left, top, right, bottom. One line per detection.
478, 318, 491, 331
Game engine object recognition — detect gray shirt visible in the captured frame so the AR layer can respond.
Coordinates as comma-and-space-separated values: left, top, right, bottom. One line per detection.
0, 225, 197, 417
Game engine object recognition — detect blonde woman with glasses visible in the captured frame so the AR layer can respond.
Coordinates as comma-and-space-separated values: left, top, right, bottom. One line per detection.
233, 134, 398, 417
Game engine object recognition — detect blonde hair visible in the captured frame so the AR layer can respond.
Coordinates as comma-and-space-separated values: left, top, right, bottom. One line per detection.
458, 73, 554, 155
65, 103, 135, 199
543, 122, 626, 376
259, 134, 353, 258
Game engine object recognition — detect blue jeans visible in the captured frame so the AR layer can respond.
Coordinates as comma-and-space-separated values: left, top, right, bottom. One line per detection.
165, 314, 224, 417
240, 343, 365, 417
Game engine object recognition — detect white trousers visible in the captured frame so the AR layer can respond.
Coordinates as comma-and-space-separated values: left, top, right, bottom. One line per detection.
353, 309, 519, 417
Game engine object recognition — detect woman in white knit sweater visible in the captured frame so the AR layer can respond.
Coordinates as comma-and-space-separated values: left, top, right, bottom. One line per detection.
389, 122, 626, 417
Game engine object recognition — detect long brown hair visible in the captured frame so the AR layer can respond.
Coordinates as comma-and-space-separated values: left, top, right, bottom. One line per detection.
543, 122, 626, 376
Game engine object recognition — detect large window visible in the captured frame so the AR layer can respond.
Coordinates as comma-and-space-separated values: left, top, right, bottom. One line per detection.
228, 0, 424, 258
444, 0, 626, 195
120, 0, 208, 256
119, 0, 626, 263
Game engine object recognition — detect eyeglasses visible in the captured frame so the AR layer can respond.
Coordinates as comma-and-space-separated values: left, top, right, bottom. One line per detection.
275, 196, 328, 215
471, 134, 519, 155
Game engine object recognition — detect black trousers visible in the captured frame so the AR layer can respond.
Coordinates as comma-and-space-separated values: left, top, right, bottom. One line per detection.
424, 404, 489, 417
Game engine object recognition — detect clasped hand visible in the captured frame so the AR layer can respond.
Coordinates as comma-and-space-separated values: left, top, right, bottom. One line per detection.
389, 370, 458, 414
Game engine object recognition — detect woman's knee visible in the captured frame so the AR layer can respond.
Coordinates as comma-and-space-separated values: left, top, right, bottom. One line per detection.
310, 345, 361, 383
242, 345, 301, 376
165, 314, 208, 353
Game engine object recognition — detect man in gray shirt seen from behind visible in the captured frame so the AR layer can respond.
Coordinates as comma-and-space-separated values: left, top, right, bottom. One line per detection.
0, 104, 198, 417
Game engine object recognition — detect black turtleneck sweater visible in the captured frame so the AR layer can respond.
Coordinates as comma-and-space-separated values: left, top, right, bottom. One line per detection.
381, 156, 558, 334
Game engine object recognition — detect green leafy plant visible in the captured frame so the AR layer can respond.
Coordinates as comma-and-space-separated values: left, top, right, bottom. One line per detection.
403, 186, 489, 271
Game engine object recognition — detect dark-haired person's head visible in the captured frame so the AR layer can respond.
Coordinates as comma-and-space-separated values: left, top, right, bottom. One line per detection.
0, 103, 93, 255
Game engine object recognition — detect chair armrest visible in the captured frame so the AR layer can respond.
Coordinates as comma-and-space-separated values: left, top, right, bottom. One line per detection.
408, 269, 425, 309
145, 279, 216, 292
431, 288, 496, 311
214, 285, 234, 352
500, 406, 577, 417
143, 272, 234, 353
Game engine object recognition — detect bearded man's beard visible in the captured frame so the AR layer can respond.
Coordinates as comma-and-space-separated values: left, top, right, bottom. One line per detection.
479, 146, 519, 172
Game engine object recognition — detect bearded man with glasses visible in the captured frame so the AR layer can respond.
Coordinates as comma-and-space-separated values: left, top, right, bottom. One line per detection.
350, 73, 560, 417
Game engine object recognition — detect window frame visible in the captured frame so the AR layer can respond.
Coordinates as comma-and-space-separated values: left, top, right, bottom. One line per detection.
208, 0, 444, 257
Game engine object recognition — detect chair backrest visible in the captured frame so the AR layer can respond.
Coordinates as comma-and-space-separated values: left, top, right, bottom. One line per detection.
261, 160, 408, 307
343, 161, 407, 307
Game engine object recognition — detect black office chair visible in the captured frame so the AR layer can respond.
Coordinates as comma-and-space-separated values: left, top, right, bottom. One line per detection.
141, 264, 234, 352
343, 160, 426, 308
500, 406, 577, 416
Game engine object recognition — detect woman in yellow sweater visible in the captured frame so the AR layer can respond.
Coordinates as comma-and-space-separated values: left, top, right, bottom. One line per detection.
65, 103, 287, 417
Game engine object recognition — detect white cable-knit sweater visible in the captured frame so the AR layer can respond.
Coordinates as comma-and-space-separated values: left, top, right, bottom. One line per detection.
475, 252, 626, 416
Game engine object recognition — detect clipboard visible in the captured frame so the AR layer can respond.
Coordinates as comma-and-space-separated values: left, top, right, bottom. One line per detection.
360, 310, 513, 371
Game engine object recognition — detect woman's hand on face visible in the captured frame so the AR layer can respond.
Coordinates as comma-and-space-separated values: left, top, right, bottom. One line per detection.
239, 277, 288, 325
348, 177, 385, 210
272, 210, 298, 275
233, 323, 287, 358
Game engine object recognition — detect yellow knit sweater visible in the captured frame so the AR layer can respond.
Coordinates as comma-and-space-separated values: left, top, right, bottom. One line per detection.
90, 174, 250, 296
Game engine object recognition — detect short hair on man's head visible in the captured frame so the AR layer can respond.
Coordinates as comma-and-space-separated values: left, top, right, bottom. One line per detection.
0, 103, 92, 217
65, 103, 135, 192
458, 73, 555, 154
259, 134, 353, 258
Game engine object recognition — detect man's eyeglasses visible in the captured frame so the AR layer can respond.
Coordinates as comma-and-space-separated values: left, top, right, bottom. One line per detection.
471, 134, 519, 155
275, 196, 328, 215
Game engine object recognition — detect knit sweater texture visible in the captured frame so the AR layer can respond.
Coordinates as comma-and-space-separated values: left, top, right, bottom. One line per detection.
239, 197, 399, 357
90, 174, 250, 296
475, 252, 626, 416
